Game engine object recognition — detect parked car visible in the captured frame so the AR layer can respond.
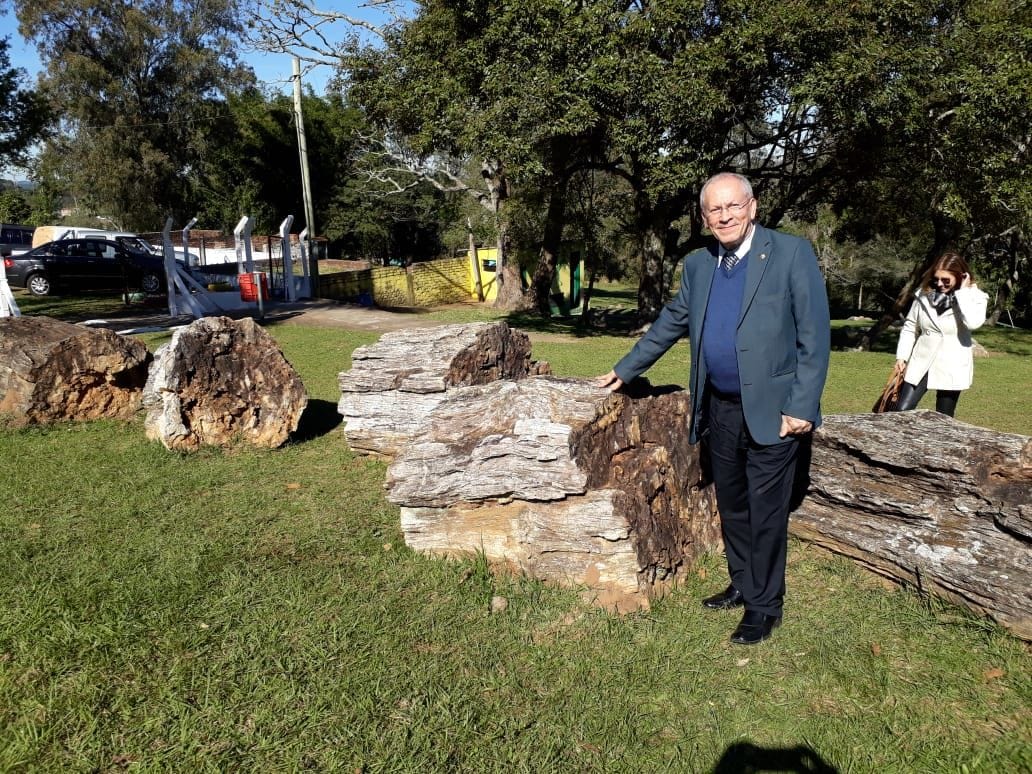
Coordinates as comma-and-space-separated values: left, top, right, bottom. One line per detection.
2, 238, 168, 296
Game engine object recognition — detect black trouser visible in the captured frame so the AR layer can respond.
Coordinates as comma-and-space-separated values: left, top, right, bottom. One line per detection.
895, 373, 960, 417
706, 391, 799, 618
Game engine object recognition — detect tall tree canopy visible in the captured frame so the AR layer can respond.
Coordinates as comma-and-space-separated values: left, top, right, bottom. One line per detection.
0, 36, 51, 171
14, 0, 254, 230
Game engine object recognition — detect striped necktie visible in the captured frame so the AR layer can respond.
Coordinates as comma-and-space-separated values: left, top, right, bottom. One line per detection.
723, 251, 740, 273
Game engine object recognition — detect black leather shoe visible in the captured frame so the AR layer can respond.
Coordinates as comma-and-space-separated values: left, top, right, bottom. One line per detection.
730, 610, 781, 645
702, 585, 744, 610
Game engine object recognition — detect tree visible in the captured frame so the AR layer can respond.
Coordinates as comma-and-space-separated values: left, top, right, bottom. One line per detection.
260, 1, 618, 310
0, 36, 51, 171
843, 0, 1032, 342
14, 0, 254, 231
255, 0, 1032, 326
0, 187, 32, 223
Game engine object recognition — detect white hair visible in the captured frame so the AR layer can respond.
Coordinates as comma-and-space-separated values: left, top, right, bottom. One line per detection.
699, 173, 754, 209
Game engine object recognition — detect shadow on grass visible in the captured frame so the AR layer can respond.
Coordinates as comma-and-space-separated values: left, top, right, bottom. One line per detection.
490, 310, 641, 339
712, 741, 838, 773
292, 399, 342, 441
13, 290, 163, 322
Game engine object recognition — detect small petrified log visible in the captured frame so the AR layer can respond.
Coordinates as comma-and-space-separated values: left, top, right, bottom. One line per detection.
795, 410, 1032, 640
388, 377, 721, 608
337, 321, 549, 457
0, 315, 150, 424
142, 316, 307, 451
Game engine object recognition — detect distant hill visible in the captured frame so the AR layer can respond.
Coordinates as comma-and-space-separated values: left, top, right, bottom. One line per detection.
0, 179, 36, 191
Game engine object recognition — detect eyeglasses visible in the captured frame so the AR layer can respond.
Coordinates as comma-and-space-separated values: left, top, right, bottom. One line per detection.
934, 277, 954, 286
705, 200, 752, 218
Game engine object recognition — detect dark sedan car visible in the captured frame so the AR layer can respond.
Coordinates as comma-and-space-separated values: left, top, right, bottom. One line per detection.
2, 238, 167, 296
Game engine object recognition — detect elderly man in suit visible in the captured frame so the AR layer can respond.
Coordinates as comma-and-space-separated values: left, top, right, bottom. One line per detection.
595, 172, 830, 644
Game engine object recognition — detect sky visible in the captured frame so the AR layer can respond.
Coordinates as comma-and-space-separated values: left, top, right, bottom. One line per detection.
0, 2, 403, 97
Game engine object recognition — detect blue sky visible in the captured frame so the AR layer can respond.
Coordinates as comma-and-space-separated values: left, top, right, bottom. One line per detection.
0, 2, 401, 96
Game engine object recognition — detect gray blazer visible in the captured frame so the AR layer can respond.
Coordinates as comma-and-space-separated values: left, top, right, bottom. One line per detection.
614, 224, 831, 446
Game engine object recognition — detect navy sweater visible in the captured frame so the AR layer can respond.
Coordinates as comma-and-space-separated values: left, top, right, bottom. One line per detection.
702, 255, 748, 394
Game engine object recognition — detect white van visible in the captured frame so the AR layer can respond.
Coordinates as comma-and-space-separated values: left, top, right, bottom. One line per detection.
31, 226, 156, 254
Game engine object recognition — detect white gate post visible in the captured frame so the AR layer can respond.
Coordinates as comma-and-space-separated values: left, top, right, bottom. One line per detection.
279, 215, 295, 302
161, 217, 179, 317
233, 216, 254, 275
182, 216, 198, 268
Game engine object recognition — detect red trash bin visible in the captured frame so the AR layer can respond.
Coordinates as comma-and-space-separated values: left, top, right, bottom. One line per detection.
239, 272, 269, 302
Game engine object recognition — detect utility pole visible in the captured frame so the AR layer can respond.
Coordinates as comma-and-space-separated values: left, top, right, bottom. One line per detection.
292, 56, 319, 295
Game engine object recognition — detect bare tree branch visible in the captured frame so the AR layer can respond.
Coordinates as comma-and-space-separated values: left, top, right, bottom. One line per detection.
247, 0, 414, 76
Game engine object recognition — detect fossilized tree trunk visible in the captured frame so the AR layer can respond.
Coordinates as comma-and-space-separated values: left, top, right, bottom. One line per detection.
387, 377, 721, 610
338, 323, 1031, 636
142, 316, 307, 451
794, 410, 1032, 640
337, 321, 549, 457
0, 315, 150, 424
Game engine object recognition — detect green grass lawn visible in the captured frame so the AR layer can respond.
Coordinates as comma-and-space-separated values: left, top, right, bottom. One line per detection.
0, 293, 1029, 771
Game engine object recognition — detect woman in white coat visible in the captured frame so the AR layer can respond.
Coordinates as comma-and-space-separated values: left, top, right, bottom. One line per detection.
893, 251, 989, 417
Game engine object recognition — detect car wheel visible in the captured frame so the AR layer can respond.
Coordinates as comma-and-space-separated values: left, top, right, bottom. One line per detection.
27, 273, 52, 296
140, 273, 162, 294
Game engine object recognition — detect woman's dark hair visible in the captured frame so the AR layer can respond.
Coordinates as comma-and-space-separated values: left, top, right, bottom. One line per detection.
922, 251, 972, 290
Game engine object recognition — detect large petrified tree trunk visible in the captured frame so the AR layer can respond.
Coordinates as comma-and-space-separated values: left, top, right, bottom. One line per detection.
337, 322, 549, 458
142, 316, 307, 451
0, 315, 150, 424
387, 377, 721, 610
338, 323, 1031, 637
794, 411, 1032, 640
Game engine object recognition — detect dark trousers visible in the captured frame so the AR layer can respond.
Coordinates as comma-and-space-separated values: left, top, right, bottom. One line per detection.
706, 392, 799, 617
895, 373, 960, 417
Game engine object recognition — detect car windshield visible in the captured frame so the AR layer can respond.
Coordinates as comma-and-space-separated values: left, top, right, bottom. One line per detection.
116, 236, 156, 254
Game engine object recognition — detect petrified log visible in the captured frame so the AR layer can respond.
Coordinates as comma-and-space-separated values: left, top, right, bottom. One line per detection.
388, 377, 721, 609
0, 315, 150, 424
795, 410, 1032, 640
142, 316, 307, 451
337, 321, 549, 457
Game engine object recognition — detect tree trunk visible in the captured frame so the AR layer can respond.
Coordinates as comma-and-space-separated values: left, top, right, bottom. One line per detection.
337, 321, 550, 458
142, 316, 307, 451
987, 232, 1020, 326
0, 315, 151, 425
387, 377, 721, 610
793, 411, 1032, 640
636, 219, 667, 324
481, 158, 526, 311
531, 176, 569, 317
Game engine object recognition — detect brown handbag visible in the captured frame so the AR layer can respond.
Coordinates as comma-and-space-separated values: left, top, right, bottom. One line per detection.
873, 369, 905, 413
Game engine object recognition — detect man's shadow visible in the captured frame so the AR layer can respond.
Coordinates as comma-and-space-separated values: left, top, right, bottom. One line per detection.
712, 741, 838, 773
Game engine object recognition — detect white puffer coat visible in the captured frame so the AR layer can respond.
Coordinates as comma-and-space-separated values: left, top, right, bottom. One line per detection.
896, 284, 989, 390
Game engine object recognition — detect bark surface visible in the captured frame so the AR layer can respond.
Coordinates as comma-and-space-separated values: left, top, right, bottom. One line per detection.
142, 316, 307, 451
387, 377, 721, 610
337, 321, 549, 457
0, 315, 150, 424
795, 410, 1032, 639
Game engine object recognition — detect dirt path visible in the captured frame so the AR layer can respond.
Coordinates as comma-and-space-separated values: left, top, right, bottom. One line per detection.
74, 298, 593, 342
275, 301, 458, 332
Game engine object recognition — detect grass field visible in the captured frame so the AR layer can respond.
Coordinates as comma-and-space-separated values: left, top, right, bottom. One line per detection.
0, 289, 1029, 771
